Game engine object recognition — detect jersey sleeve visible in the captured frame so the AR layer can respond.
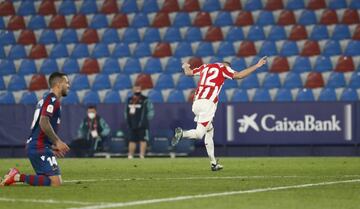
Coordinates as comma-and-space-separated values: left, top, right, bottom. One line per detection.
41, 96, 57, 117
192, 65, 204, 76
222, 66, 235, 80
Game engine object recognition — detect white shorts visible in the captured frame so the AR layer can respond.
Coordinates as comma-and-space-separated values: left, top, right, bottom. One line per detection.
192, 99, 217, 123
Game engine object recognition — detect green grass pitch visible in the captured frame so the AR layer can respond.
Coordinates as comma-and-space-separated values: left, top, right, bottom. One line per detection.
0, 157, 360, 209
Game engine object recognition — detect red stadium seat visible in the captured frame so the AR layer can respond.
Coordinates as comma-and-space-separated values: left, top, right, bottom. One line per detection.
342, 9, 360, 24
152, 12, 171, 28
110, 13, 129, 28
48, 15, 67, 29
335, 56, 355, 72
288, 25, 307, 40
81, 58, 100, 74
237, 41, 256, 57
306, 0, 326, 10
269, 57, 289, 73
305, 72, 324, 88
223, 0, 242, 11
300, 40, 320, 56
265, 0, 284, 10
353, 25, 360, 40
161, 0, 180, 12
153, 42, 172, 57
80, 29, 99, 44
204, 26, 223, 42
183, 0, 200, 12
0, 1, 15, 16
234, 11, 253, 26
29, 74, 48, 91
18, 30, 36, 45
319, 10, 338, 25
193, 12, 212, 27
135, 74, 153, 90
29, 44, 48, 59
38, 0, 57, 15
7, 16, 25, 30
277, 10, 296, 25
69, 14, 88, 28
188, 57, 203, 69
100, 0, 118, 14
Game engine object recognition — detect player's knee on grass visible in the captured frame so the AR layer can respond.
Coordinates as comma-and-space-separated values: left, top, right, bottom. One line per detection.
49, 175, 62, 186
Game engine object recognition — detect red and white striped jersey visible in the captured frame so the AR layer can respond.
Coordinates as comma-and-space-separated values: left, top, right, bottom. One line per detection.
192, 63, 235, 103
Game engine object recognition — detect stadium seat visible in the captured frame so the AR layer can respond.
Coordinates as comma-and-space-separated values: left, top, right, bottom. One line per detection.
92, 74, 111, 91
307, 0, 326, 10
7, 75, 27, 91
82, 91, 101, 105
7, 16, 26, 30
328, 0, 347, 9
234, 11, 254, 26
58, 0, 77, 15
163, 27, 182, 42
0, 77, 4, 90
300, 40, 320, 56
262, 73, 281, 89
135, 74, 153, 89
285, 0, 305, 9
218, 89, 228, 102
39, 59, 58, 75
38, 0, 57, 15
62, 58, 80, 74
70, 74, 90, 90
231, 89, 249, 102
48, 15, 67, 29
340, 88, 358, 101
153, 42, 172, 57
91, 43, 110, 58
239, 73, 259, 89
58, 29, 78, 44
8, 45, 26, 59
304, 72, 324, 88
258, 41, 278, 56
147, 89, 164, 102
342, 9, 360, 24
165, 57, 182, 74
256, 11, 275, 26
194, 42, 214, 57
29, 74, 48, 91
253, 88, 271, 101
213, 11, 233, 26
201, 0, 221, 11
120, 0, 139, 13
231, 57, 247, 70
89, 14, 108, 29
298, 10, 317, 25
318, 88, 337, 101
123, 58, 141, 74
243, 0, 263, 11
274, 88, 293, 101
103, 90, 121, 104
269, 57, 290, 73
167, 90, 185, 102
81, 58, 100, 74
313, 56, 332, 72
18, 59, 36, 75
335, 56, 355, 72
216, 41, 235, 57
319, 9, 338, 25
224, 27, 244, 41
141, 0, 159, 13
184, 27, 203, 42
0, 1, 15, 16
221, 79, 237, 90
113, 74, 132, 90
131, 13, 149, 28
172, 12, 191, 27
267, 26, 286, 41
155, 74, 175, 90
49, 44, 69, 58
223, 0, 242, 11
111, 43, 131, 58
322, 40, 342, 56
176, 75, 196, 90
143, 28, 161, 43
101, 28, 120, 44
288, 25, 308, 40
133, 43, 152, 58
283, 72, 303, 89
19, 92, 37, 104
61, 91, 79, 104
279, 41, 299, 56
348, 72, 360, 89
344, 40, 360, 56
332, 24, 351, 40
326, 72, 346, 88
183, 0, 201, 12
0, 92, 15, 104
277, 10, 296, 25
99, 0, 118, 14
296, 88, 315, 101
309, 25, 329, 40
173, 42, 193, 57
123, 28, 141, 43
69, 14, 88, 29
110, 13, 129, 28
292, 56, 312, 72
28, 44, 47, 59
38, 29, 58, 44
80, 29, 99, 44
193, 12, 212, 27
17, 30, 36, 45
237, 41, 257, 57
102, 58, 121, 74
0, 30, 16, 45
79, 0, 98, 14
152, 12, 171, 28
143, 57, 163, 74
28, 15, 46, 30
204, 26, 223, 42
150, 131, 170, 154
161, 0, 180, 12
246, 26, 265, 41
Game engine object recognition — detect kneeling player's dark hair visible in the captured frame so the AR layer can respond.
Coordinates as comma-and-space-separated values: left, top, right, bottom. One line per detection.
49, 72, 67, 88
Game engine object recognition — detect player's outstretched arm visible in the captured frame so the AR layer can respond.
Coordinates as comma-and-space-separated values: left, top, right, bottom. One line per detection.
182, 63, 194, 76
233, 56, 267, 80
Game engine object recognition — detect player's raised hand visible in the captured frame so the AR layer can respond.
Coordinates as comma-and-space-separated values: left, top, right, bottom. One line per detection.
256, 56, 267, 68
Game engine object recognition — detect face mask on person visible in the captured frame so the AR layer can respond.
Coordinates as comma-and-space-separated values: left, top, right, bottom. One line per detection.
134, 92, 141, 96
88, 112, 96, 119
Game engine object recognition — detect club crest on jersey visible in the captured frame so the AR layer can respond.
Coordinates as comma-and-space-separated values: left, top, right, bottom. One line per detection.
47, 104, 54, 113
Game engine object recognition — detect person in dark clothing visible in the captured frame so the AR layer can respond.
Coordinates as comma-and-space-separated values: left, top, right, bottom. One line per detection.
125, 85, 154, 159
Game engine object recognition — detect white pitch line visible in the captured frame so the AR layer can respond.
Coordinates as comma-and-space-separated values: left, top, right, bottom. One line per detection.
0, 197, 108, 206
67, 179, 360, 209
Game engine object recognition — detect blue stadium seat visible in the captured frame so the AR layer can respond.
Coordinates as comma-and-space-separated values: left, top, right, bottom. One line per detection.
296, 88, 315, 101
175, 139, 195, 154
0, 46, 4, 58
131, 13, 149, 28
165, 57, 182, 74
8, 45, 26, 59
344, 41, 360, 56
61, 91, 79, 104
90, 14, 108, 29
143, 28, 161, 43
143, 57, 163, 74
326, 72, 346, 88
298, 10, 317, 25
253, 89, 271, 101
263, 73, 281, 89
231, 57, 247, 70
202, 0, 221, 11
113, 74, 132, 90
0, 31, 15, 45
322, 40, 342, 56
293, 56, 311, 72
79, 0, 98, 14
19, 92, 37, 104
318, 88, 337, 101
214, 11, 233, 26
133, 43, 152, 58
217, 42, 235, 57
0, 17, 4, 29
62, 58, 80, 74
244, 0, 263, 11
340, 88, 358, 101
38, 29, 58, 44
101, 28, 120, 44
103, 90, 121, 104
123, 28, 140, 43
247, 26, 265, 41
257, 11, 275, 26
82, 91, 100, 105
59, 29, 79, 43
218, 90, 228, 102
328, 0, 347, 9
28, 15, 46, 29
267, 26, 286, 41
172, 13, 191, 27
91, 43, 110, 58
18, 1, 36, 15
283, 72, 303, 89
123, 58, 141, 74
111, 43, 131, 57
163, 27, 182, 42
195, 42, 214, 57
58, 0, 77, 15
167, 90, 185, 102
8, 75, 27, 91
0, 92, 15, 104
259, 41, 278, 56
208, 57, 223, 63
222, 79, 238, 90
0, 77, 4, 90
70, 74, 90, 90
155, 74, 175, 89
313, 56, 332, 72
332, 24, 351, 40
92, 74, 111, 90
275, 88, 293, 101
121, 0, 139, 13
141, 0, 159, 13
150, 130, 171, 154
148, 89, 164, 102
71, 44, 89, 58
348, 72, 360, 88
40, 59, 58, 74
184, 27, 203, 42
349, 0, 360, 9
102, 58, 120, 74
173, 42, 193, 57
18, 59, 36, 75
309, 25, 329, 40
239, 73, 259, 89
176, 75, 195, 90
225, 27, 244, 41
232, 89, 249, 102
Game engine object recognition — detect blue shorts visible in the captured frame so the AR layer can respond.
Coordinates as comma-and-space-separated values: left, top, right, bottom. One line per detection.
27, 148, 61, 176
